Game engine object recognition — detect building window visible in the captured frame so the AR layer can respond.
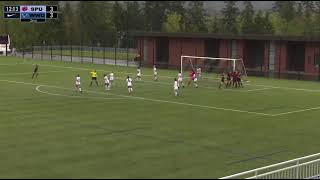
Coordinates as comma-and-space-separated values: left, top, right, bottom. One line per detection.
314, 54, 320, 67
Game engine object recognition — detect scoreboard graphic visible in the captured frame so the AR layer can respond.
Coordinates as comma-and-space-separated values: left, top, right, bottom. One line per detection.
4, 5, 58, 22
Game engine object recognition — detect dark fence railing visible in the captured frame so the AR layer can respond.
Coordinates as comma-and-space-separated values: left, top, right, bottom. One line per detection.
14, 44, 140, 67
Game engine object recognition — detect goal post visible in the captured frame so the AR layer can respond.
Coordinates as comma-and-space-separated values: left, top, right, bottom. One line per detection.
180, 55, 248, 80
179, 55, 249, 87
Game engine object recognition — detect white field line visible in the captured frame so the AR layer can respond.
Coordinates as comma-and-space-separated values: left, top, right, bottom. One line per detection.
32, 63, 178, 79
22, 63, 277, 93
272, 106, 320, 116
15, 63, 251, 93
0, 63, 21, 66
29, 63, 243, 83
250, 84, 320, 93
246, 87, 276, 92
138, 79, 253, 93
0, 69, 79, 76
31, 63, 320, 93
0, 79, 272, 117
35, 85, 128, 100
142, 80, 276, 93
0, 61, 249, 93
34, 82, 320, 116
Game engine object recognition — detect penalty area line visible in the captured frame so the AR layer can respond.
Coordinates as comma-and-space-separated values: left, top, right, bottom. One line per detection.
35, 85, 128, 100
246, 87, 276, 92
0, 79, 273, 117
0, 69, 81, 76
247, 84, 320, 93
271, 106, 320, 116
30, 63, 320, 93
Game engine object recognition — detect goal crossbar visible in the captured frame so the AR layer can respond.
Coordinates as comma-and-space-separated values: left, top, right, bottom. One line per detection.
180, 55, 245, 76
181, 55, 241, 61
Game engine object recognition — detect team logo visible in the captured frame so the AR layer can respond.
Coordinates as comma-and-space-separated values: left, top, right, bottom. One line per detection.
21, 6, 28, 11
21, 13, 27, 18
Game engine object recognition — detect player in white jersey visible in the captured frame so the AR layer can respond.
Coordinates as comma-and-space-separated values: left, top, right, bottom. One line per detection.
173, 78, 179, 96
136, 67, 141, 80
193, 73, 198, 88
177, 71, 184, 88
153, 65, 158, 81
126, 75, 133, 94
75, 74, 82, 93
104, 74, 110, 91
109, 71, 114, 86
197, 67, 202, 80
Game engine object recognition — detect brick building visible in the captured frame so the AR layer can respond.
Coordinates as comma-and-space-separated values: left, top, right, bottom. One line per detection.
133, 32, 320, 80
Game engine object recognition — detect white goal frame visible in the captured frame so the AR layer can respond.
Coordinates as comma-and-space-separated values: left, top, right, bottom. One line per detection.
180, 55, 248, 78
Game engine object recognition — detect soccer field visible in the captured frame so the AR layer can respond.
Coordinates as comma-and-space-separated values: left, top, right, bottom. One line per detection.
0, 56, 320, 178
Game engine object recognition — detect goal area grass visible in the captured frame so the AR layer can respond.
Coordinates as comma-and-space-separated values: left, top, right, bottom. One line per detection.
0, 56, 319, 178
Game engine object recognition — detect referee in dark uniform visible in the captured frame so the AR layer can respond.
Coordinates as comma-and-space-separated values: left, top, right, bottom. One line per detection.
32, 64, 39, 79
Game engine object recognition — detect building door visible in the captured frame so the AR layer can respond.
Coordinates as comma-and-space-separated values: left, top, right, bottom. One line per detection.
156, 38, 169, 67
287, 42, 305, 72
204, 39, 220, 72
244, 40, 265, 70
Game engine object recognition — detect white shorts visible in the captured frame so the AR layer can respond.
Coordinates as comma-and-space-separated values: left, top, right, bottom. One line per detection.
194, 78, 198, 82
154, 72, 157, 75
178, 78, 183, 82
137, 73, 141, 77
76, 82, 81, 86
110, 78, 114, 81
174, 86, 178, 90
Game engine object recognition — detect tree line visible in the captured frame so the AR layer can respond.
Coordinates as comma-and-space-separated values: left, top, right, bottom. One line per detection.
1, 1, 320, 49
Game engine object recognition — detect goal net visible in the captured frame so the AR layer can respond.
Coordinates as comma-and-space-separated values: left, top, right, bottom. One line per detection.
180, 55, 248, 87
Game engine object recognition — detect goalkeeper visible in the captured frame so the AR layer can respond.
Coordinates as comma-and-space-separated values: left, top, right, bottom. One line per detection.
90, 70, 99, 87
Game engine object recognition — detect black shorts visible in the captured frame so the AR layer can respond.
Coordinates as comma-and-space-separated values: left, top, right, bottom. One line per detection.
92, 77, 97, 80
105, 83, 110, 86
227, 77, 231, 81
128, 86, 132, 88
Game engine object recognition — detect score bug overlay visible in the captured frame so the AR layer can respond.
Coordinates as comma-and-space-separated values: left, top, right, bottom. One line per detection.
4, 5, 58, 22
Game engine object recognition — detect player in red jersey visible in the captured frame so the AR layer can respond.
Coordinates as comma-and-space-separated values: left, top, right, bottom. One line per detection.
226, 71, 232, 88
188, 69, 196, 86
231, 71, 237, 88
237, 71, 243, 88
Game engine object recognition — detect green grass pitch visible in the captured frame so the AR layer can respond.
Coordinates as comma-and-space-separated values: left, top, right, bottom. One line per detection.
0, 56, 320, 178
